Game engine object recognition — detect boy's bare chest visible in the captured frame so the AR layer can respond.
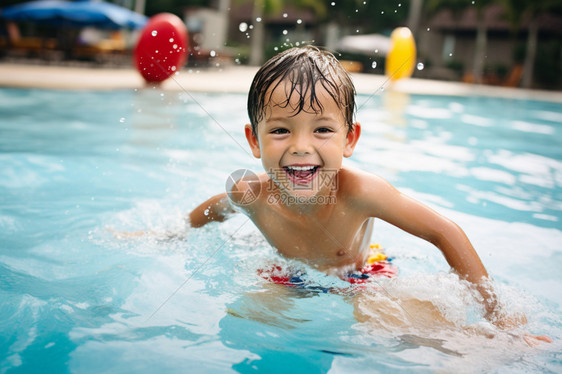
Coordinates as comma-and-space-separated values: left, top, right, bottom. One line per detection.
251, 204, 370, 271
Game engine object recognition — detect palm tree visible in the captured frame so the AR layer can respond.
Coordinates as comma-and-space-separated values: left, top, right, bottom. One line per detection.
248, 0, 279, 65
471, 0, 495, 84
425, 0, 494, 84
408, 0, 424, 36
500, 0, 561, 88
244, 0, 326, 65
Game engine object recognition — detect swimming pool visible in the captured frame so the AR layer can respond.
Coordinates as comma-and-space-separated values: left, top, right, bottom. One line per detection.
0, 86, 561, 373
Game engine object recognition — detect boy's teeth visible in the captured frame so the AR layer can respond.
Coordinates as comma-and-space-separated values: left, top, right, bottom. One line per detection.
287, 166, 315, 171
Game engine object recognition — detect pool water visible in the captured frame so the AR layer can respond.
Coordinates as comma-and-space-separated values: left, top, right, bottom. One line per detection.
0, 87, 561, 373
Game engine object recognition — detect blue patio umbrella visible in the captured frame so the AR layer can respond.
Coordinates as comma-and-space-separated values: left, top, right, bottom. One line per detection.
1, 0, 148, 29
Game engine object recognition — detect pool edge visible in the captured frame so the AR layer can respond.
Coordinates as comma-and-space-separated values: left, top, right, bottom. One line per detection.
1, 62, 561, 103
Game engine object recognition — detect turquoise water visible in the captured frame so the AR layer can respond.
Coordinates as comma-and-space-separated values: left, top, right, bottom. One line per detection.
0, 87, 561, 373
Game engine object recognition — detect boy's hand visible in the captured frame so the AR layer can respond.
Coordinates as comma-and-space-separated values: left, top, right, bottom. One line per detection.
107, 226, 187, 240
487, 309, 527, 330
108, 227, 151, 239
523, 334, 553, 346
486, 308, 552, 346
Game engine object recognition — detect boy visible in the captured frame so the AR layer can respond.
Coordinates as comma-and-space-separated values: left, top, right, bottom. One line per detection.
187, 46, 546, 339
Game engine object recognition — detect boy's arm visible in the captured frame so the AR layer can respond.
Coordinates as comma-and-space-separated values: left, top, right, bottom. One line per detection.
353, 173, 495, 314
189, 193, 236, 228
110, 193, 234, 238
361, 179, 551, 342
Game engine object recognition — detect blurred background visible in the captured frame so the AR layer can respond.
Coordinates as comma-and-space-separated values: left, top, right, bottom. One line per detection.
1, 0, 561, 90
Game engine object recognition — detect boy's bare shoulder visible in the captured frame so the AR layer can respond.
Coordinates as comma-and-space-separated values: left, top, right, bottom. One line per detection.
338, 166, 394, 205
338, 166, 388, 192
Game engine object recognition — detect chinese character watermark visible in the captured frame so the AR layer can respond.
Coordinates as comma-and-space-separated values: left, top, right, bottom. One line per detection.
266, 168, 339, 192
225, 168, 340, 206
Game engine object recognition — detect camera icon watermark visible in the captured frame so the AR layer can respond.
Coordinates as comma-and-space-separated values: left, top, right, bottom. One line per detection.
225, 169, 261, 205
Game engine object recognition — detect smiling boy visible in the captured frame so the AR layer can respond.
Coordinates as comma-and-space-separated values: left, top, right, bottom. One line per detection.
190, 46, 491, 295
187, 46, 546, 337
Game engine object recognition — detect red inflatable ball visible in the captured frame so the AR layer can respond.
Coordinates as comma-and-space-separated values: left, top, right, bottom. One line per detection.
134, 13, 189, 83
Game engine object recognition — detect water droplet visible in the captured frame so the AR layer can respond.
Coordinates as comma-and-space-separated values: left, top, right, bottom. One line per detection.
274, 47, 278, 51
151, 30, 157, 36
375, 49, 379, 53
283, 13, 288, 18
331, 2, 336, 6
155, 50, 159, 54
171, 65, 176, 71
204, 209, 210, 216
249, 25, 254, 29
381, 11, 384, 14
398, 3, 402, 6
427, 27, 431, 31
449, 53, 453, 57
210, 50, 216, 57
119, 117, 125, 123
169, 38, 174, 42
256, 17, 262, 22
283, 30, 288, 35
239, 22, 248, 32
297, 19, 302, 24
371, 61, 377, 69
416, 62, 424, 70
172, 44, 178, 49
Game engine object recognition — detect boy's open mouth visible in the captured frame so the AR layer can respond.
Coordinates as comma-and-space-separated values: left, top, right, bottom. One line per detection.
283, 165, 319, 185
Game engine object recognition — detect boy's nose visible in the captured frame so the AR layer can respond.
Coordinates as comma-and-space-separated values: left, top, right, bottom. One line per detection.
289, 134, 313, 155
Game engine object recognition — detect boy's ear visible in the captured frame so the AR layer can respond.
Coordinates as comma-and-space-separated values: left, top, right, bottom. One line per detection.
244, 124, 261, 158
343, 122, 361, 158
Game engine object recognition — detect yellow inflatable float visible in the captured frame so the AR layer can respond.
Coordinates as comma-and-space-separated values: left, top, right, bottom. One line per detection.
385, 27, 416, 81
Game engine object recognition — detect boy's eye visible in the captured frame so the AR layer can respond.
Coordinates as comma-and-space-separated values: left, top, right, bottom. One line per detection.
270, 128, 289, 134
315, 127, 334, 134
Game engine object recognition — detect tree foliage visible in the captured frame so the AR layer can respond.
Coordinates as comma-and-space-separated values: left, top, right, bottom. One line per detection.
323, 0, 410, 33
145, 0, 210, 17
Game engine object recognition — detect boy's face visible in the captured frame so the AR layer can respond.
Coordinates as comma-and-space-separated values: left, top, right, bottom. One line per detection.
245, 80, 360, 199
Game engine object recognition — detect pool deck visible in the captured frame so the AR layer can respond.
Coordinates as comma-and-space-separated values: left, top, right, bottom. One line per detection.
1, 62, 562, 102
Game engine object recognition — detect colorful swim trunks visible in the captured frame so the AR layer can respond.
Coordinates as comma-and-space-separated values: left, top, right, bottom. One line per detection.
258, 244, 398, 292
345, 244, 398, 284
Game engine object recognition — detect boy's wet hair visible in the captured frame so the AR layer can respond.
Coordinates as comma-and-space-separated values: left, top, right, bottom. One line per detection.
247, 45, 356, 135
